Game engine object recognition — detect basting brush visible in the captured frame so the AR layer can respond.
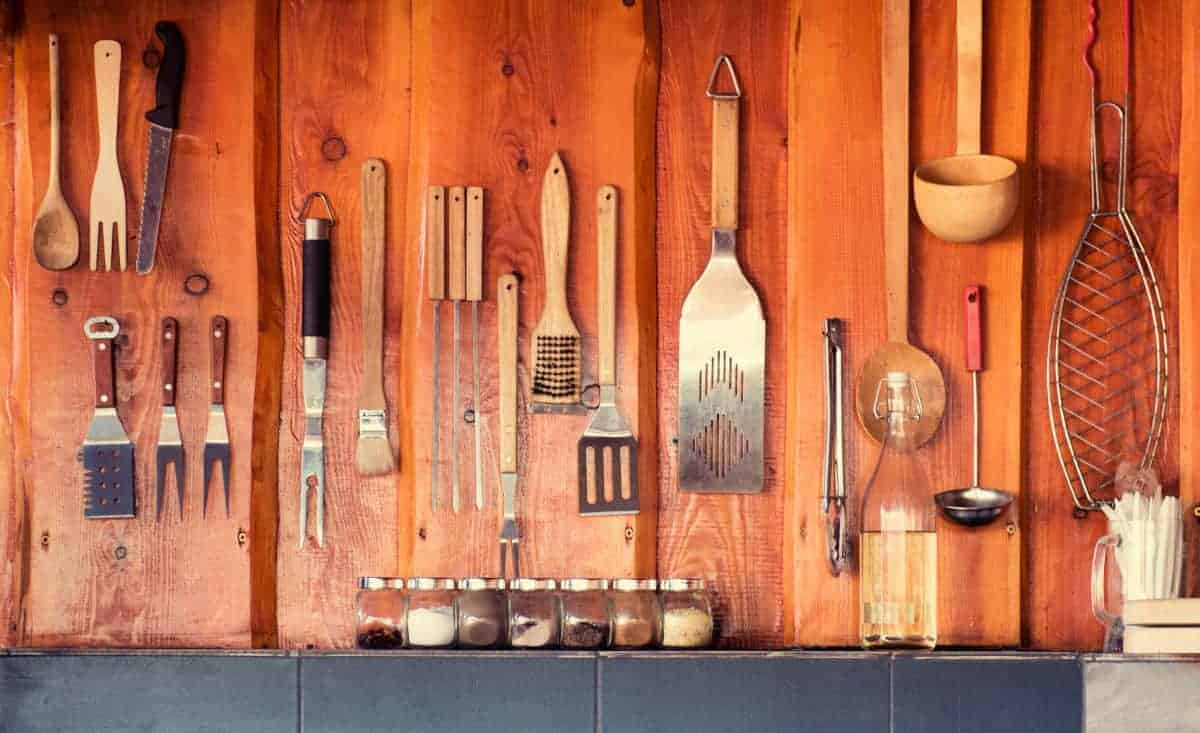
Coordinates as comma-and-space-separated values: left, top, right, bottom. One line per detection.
356, 158, 396, 476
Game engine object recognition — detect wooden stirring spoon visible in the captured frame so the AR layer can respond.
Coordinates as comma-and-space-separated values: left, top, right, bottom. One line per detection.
33, 34, 80, 271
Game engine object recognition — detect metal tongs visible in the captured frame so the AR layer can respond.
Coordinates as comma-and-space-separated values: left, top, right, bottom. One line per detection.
822, 318, 849, 576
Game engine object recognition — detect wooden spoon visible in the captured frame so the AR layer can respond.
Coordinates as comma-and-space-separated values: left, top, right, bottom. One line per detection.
855, 0, 946, 447
33, 34, 80, 271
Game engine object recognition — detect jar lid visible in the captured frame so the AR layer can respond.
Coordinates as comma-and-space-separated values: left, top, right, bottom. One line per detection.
459, 577, 506, 591
407, 577, 456, 591
359, 576, 403, 590
611, 578, 657, 591
509, 578, 557, 591
560, 578, 610, 591
660, 578, 706, 592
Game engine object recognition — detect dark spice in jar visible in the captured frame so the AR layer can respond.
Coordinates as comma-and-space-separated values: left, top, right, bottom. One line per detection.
561, 617, 608, 648
356, 625, 404, 650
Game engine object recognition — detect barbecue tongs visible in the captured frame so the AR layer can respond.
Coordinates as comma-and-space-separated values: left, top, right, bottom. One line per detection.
822, 318, 849, 576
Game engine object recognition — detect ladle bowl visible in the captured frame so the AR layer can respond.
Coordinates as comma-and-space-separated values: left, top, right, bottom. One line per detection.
935, 487, 1013, 527
913, 153, 1019, 244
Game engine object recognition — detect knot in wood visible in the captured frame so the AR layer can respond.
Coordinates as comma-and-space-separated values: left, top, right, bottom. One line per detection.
321, 136, 347, 161
142, 48, 161, 69
51, 288, 68, 306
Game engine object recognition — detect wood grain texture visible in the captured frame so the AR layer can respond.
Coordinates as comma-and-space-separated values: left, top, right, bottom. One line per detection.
657, 0, 789, 648
786, 0, 1028, 647
12, 0, 262, 646
277, 0, 411, 647
404, 0, 659, 584
1027, 0, 1183, 649
1183, 0, 1200, 655
0, 11, 19, 646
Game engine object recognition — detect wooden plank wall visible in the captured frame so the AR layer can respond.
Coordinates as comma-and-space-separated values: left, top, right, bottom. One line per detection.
0, 0, 1190, 651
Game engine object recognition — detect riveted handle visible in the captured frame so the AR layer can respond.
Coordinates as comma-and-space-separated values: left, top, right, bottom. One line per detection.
93, 337, 117, 409
211, 315, 227, 405
162, 317, 179, 406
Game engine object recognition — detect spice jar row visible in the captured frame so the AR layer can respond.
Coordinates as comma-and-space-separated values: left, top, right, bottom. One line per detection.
356, 577, 714, 650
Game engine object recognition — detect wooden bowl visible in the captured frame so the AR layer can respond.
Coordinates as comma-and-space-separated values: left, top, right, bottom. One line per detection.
913, 153, 1019, 244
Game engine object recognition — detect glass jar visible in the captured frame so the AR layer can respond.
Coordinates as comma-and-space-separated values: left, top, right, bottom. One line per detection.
457, 578, 506, 648
405, 577, 457, 648
859, 371, 937, 650
659, 578, 714, 648
508, 578, 559, 649
609, 579, 660, 649
355, 577, 406, 649
559, 578, 611, 649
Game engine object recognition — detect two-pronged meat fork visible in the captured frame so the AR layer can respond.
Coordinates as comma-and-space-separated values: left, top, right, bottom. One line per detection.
156, 318, 184, 519
203, 315, 231, 517
497, 273, 520, 577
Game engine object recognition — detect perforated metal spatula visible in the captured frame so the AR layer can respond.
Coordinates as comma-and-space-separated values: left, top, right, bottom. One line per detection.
578, 186, 638, 514
81, 316, 135, 518
677, 55, 765, 493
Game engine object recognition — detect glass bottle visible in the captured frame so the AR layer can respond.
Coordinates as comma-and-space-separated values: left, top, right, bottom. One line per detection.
859, 371, 937, 649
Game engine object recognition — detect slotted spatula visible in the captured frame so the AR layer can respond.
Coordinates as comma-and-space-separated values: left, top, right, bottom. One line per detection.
81, 316, 135, 518
677, 55, 765, 493
578, 186, 638, 514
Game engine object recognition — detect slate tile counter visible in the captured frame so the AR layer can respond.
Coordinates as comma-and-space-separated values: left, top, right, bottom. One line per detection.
0, 649, 1193, 732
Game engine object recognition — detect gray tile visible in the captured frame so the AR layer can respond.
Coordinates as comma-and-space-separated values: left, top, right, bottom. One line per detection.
300, 652, 595, 733
0, 652, 298, 733
893, 655, 1082, 733
1085, 658, 1200, 733
598, 652, 890, 732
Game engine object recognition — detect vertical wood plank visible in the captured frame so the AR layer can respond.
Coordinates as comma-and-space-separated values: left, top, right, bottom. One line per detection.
276, 0, 412, 648
657, 0, 790, 647
786, 0, 1027, 648
0, 2, 20, 647
11, 0, 262, 646
1182, 0, 1200, 633
1026, 0, 1182, 649
403, 0, 659, 583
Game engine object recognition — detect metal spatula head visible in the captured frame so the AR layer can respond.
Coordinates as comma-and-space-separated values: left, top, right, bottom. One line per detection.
678, 230, 765, 493
82, 411, 136, 518
578, 388, 639, 514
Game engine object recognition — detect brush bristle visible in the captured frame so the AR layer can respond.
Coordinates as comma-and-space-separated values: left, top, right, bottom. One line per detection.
356, 434, 396, 476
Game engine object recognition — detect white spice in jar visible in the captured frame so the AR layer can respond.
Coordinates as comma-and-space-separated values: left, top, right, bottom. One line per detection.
407, 606, 456, 647
661, 607, 713, 648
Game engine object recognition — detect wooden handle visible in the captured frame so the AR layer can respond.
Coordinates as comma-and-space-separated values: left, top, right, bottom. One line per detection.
466, 187, 484, 302
882, 0, 910, 343
447, 186, 466, 301
162, 317, 179, 406
93, 41, 121, 160
541, 153, 570, 315
965, 285, 983, 372
93, 337, 116, 408
426, 186, 446, 300
211, 315, 227, 405
597, 186, 618, 387
360, 159, 387, 407
956, 0, 983, 155
498, 274, 519, 473
48, 34, 61, 186
712, 98, 739, 229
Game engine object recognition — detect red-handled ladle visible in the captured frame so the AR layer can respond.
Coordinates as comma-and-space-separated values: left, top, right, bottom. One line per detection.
935, 285, 1014, 526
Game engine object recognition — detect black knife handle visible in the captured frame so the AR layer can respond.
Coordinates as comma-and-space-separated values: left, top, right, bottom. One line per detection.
146, 21, 185, 129
302, 233, 331, 341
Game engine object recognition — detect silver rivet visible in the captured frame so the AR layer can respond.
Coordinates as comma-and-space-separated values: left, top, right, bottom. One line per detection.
98, 343, 107, 351
165, 332, 173, 340
165, 384, 174, 392
100, 394, 109, 403
214, 381, 222, 389
214, 329, 223, 339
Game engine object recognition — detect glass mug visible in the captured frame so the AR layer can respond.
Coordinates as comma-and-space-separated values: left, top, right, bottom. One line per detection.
1092, 516, 1184, 652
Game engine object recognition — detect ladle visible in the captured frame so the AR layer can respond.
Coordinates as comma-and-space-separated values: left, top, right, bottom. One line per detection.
856, 0, 946, 447
32, 34, 80, 271
913, 0, 1019, 244
935, 286, 1013, 526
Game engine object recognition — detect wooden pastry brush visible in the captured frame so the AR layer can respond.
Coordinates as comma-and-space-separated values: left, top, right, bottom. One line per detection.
356, 159, 396, 475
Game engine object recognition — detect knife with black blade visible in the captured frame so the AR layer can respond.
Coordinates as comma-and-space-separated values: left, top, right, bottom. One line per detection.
136, 21, 185, 275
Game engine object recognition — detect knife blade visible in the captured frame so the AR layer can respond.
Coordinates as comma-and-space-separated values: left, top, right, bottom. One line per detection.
136, 21, 185, 275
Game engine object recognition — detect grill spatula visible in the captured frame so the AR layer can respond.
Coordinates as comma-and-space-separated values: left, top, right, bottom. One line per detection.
81, 316, 135, 517
677, 55, 765, 493
578, 186, 638, 514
